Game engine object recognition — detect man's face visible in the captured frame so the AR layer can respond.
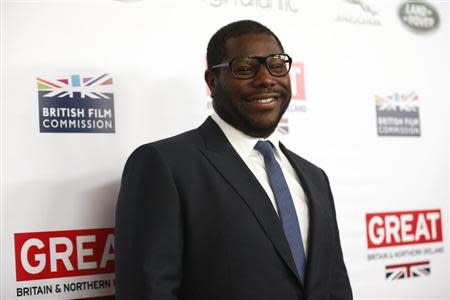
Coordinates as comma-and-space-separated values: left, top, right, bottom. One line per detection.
207, 33, 292, 138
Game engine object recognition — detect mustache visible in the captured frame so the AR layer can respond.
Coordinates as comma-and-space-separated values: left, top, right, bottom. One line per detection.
242, 87, 289, 99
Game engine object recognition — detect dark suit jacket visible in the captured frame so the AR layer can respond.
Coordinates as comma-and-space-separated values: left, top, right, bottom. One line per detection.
115, 117, 352, 300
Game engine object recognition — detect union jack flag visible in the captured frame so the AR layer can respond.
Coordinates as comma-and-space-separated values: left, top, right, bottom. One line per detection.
375, 91, 419, 112
37, 74, 113, 100
385, 261, 430, 280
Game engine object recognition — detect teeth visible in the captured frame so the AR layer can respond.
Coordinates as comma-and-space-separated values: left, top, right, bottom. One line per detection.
256, 98, 274, 103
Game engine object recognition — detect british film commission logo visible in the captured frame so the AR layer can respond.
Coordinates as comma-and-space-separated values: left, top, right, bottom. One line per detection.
37, 74, 115, 133
335, 0, 381, 26
204, 0, 298, 12
365, 209, 444, 280
375, 91, 420, 137
399, 0, 439, 33
14, 228, 115, 297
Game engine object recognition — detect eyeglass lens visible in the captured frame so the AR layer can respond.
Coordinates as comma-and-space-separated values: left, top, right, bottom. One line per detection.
231, 54, 290, 79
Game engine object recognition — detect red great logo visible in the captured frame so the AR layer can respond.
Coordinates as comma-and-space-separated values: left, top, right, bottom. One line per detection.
14, 228, 114, 281
366, 209, 442, 248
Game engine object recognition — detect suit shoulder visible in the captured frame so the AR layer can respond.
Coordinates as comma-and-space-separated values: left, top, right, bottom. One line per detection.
127, 128, 202, 163
284, 147, 324, 173
153, 128, 203, 149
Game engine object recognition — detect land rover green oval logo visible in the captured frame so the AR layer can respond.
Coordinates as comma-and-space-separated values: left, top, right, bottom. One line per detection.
399, 1, 439, 32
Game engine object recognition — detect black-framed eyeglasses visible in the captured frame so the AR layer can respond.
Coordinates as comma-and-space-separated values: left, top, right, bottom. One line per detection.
211, 53, 292, 79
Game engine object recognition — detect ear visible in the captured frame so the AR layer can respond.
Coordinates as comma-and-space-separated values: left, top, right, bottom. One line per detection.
204, 69, 216, 97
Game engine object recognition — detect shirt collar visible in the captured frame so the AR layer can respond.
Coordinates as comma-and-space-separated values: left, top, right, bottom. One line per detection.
211, 113, 283, 159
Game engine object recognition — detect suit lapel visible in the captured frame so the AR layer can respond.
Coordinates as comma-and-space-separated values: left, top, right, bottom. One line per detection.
197, 118, 303, 285
280, 144, 333, 292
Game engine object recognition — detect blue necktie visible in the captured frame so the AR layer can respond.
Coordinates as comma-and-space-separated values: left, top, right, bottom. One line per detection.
254, 140, 306, 283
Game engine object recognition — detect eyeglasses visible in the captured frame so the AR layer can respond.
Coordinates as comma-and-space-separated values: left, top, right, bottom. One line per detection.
211, 53, 292, 79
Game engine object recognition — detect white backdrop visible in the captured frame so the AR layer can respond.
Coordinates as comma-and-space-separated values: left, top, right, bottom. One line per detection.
1, 0, 449, 299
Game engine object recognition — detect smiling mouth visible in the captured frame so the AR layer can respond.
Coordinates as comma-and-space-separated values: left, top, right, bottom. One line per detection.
247, 93, 280, 103
255, 97, 275, 103
244, 96, 280, 112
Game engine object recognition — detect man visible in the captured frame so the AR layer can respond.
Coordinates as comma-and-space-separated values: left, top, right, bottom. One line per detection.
115, 20, 352, 300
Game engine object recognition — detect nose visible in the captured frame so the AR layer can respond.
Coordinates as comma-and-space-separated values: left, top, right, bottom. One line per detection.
251, 65, 276, 88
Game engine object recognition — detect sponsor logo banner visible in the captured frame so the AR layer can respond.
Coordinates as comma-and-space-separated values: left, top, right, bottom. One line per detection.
285, 61, 307, 113
37, 74, 115, 133
365, 208, 444, 280
278, 62, 306, 134
277, 117, 289, 135
16, 278, 114, 298
366, 209, 442, 248
385, 260, 431, 280
375, 91, 420, 137
290, 62, 306, 101
336, 0, 381, 26
14, 228, 115, 281
399, 0, 439, 33
204, 0, 299, 13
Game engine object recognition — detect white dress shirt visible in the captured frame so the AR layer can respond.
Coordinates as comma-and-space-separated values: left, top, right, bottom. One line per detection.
211, 113, 310, 256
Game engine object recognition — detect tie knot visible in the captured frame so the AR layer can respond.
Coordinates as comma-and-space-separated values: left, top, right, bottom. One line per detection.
254, 140, 275, 160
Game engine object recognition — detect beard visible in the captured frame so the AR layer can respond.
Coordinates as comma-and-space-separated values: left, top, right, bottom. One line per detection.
212, 86, 290, 138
